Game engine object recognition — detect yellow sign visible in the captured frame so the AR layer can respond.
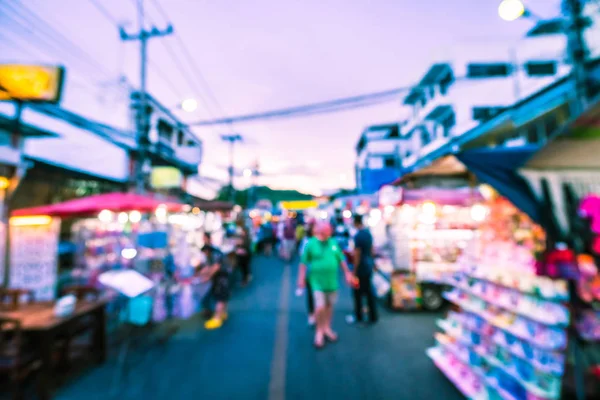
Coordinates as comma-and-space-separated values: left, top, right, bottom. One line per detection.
151, 167, 183, 189
280, 200, 319, 210
0, 64, 65, 103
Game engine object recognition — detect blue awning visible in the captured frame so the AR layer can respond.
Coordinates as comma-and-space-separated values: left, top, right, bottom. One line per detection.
456, 145, 542, 224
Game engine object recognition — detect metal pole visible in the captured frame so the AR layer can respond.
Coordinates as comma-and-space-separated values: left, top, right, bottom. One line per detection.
136, 0, 148, 194
563, 0, 588, 117
228, 139, 235, 202
2, 101, 23, 286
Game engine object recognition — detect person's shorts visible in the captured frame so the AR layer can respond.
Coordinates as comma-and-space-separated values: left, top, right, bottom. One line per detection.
282, 239, 295, 254
211, 272, 230, 302
313, 291, 338, 308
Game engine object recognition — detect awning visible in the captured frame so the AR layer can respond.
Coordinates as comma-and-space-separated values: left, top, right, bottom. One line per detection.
12, 192, 184, 217
392, 155, 469, 185
456, 145, 542, 224
520, 97, 600, 236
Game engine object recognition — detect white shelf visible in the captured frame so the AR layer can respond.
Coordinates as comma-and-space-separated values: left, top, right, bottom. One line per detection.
443, 292, 566, 351
448, 281, 569, 327
426, 347, 488, 400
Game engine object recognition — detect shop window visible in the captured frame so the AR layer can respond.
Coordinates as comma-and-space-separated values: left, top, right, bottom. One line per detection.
157, 119, 173, 143
441, 112, 456, 135
472, 107, 506, 122
467, 63, 512, 78
525, 61, 557, 77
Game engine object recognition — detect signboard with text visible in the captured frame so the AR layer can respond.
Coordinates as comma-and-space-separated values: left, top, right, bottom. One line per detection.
0, 64, 65, 103
151, 166, 183, 189
9, 218, 61, 301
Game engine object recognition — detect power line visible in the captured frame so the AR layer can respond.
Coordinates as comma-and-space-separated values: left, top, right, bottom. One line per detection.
149, 0, 234, 126
1, 1, 113, 80
188, 82, 435, 126
88, 0, 120, 25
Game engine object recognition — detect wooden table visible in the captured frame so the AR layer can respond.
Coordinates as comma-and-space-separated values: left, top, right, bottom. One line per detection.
0, 299, 108, 400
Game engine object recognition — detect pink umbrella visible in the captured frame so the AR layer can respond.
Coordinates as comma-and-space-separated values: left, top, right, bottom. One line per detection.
12, 192, 183, 217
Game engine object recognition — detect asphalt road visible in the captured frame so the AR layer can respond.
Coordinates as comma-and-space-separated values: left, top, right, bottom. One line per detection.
56, 255, 463, 400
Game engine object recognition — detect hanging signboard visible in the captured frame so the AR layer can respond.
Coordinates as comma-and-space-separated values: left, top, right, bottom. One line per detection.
151, 166, 183, 189
9, 216, 61, 301
0, 64, 65, 103
280, 200, 318, 210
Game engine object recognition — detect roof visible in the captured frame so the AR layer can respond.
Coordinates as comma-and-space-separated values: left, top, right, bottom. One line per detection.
0, 114, 58, 138
24, 155, 127, 183
403, 63, 453, 105
12, 192, 184, 217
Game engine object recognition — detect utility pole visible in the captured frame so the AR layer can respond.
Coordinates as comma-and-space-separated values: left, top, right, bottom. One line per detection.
221, 134, 243, 203
247, 159, 259, 208
562, 0, 589, 116
120, 0, 173, 193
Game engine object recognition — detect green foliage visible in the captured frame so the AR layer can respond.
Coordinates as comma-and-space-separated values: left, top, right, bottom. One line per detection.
216, 186, 313, 208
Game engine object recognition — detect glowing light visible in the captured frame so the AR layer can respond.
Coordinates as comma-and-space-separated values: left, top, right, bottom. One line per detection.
342, 210, 352, 219
0, 177, 9, 190
121, 248, 137, 260
498, 0, 525, 22
9, 215, 52, 226
418, 213, 437, 225
368, 208, 382, 227
319, 211, 328, 219
98, 209, 113, 223
181, 98, 198, 112
233, 205, 242, 213
384, 205, 395, 215
129, 210, 142, 223
118, 212, 129, 224
243, 168, 252, 178
471, 204, 489, 222
192, 207, 200, 215
421, 201, 437, 216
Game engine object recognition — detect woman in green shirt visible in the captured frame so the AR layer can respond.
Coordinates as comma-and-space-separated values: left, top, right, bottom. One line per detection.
297, 222, 353, 349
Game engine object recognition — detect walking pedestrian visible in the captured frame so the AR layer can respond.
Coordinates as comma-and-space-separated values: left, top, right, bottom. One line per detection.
282, 219, 296, 261
297, 222, 353, 349
198, 235, 231, 330
350, 214, 378, 324
299, 223, 315, 326
235, 218, 253, 286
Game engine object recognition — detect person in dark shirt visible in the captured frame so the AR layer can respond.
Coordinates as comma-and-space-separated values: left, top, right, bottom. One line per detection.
235, 219, 253, 286
351, 214, 378, 324
199, 234, 230, 330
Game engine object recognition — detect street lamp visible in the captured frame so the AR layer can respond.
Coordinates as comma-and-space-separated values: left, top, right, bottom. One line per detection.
243, 168, 252, 178
498, 0, 527, 21
180, 98, 198, 113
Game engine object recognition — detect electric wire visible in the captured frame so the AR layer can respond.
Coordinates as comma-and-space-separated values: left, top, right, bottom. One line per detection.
149, 0, 236, 127
1, 1, 113, 80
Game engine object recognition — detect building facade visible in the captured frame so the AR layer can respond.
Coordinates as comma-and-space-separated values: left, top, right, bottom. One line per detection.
355, 123, 404, 193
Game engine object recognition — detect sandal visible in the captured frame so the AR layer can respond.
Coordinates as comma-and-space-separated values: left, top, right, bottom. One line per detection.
324, 332, 338, 343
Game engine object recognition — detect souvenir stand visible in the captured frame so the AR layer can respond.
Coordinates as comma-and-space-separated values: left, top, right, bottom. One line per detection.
380, 156, 485, 311
384, 186, 485, 311
518, 101, 600, 399
425, 140, 600, 399
9, 193, 213, 325
429, 189, 572, 400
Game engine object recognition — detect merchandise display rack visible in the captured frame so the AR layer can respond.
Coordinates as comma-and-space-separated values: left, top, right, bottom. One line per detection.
428, 268, 571, 400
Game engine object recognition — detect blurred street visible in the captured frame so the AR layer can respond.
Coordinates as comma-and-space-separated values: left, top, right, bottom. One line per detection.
56, 256, 462, 400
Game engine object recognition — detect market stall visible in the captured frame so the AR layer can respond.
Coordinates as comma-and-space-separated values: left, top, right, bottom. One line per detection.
383, 186, 485, 311
426, 118, 600, 399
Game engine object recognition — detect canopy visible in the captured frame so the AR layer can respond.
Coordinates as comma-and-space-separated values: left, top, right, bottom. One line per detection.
456, 145, 542, 224
402, 187, 483, 206
520, 98, 600, 236
392, 155, 468, 185
12, 192, 184, 217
